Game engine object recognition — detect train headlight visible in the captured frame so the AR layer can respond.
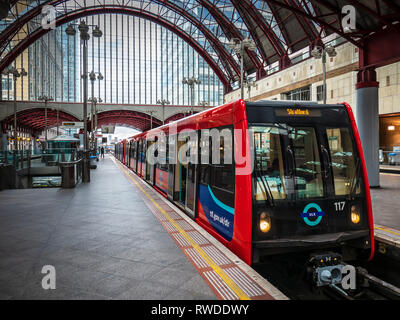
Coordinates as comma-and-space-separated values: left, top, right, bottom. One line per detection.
351, 205, 361, 224
259, 212, 271, 233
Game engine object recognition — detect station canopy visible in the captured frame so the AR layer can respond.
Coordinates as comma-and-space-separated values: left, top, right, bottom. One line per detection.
1, 0, 400, 88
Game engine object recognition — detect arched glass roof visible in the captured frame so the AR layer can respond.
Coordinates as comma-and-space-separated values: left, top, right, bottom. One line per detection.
1, 0, 400, 89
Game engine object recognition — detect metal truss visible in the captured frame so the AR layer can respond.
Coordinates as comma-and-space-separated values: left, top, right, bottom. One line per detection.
94, 110, 163, 132
2, 108, 79, 134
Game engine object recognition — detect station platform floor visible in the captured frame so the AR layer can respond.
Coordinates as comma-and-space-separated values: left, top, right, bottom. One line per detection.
371, 173, 400, 230
0, 155, 284, 300
1, 156, 399, 300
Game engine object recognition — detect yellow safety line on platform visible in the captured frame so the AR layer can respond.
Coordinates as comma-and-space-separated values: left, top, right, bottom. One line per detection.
375, 226, 400, 237
112, 157, 251, 300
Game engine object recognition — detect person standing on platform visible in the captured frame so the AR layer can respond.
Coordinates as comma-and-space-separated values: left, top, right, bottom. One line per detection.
101, 146, 105, 159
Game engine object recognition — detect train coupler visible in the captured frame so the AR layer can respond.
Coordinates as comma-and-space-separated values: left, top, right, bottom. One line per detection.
308, 252, 345, 287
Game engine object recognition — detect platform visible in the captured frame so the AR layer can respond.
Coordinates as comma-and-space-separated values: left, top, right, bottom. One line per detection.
380, 165, 400, 174
374, 225, 400, 248
0, 155, 285, 300
371, 173, 400, 230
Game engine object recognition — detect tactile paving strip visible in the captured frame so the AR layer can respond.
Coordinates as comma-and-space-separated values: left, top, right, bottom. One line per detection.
185, 248, 209, 269
172, 233, 191, 248
186, 230, 210, 245
113, 157, 279, 300
203, 270, 239, 300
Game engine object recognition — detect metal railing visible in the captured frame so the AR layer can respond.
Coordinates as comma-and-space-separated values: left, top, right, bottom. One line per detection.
0, 148, 80, 168
0, 148, 86, 189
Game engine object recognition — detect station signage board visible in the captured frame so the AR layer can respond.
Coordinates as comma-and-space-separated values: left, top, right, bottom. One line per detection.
62, 122, 84, 128
101, 125, 115, 134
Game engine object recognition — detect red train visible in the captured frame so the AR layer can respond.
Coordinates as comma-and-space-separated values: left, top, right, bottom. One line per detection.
115, 100, 374, 278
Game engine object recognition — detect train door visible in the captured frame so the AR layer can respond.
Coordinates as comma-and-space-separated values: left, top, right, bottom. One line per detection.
126, 142, 130, 167
147, 139, 155, 185
174, 135, 198, 218
185, 137, 198, 218
129, 141, 134, 170
175, 139, 187, 206
124, 140, 128, 165
167, 135, 176, 201
138, 140, 143, 177
133, 141, 138, 173
139, 140, 145, 177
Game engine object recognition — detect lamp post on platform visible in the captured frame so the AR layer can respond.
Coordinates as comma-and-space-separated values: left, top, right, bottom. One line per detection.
199, 101, 208, 109
228, 38, 257, 100
66, 21, 102, 183
311, 44, 337, 104
147, 111, 156, 130
38, 95, 54, 145
89, 71, 103, 140
88, 97, 102, 152
2, 66, 27, 167
156, 99, 170, 125
182, 77, 201, 115
244, 78, 257, 101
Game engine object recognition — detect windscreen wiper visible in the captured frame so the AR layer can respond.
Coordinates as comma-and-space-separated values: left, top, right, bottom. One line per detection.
255, 160, 275, 207
348, 157, 361, 200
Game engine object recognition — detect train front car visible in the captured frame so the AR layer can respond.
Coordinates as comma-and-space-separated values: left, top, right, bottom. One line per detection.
246, 101, 374, 284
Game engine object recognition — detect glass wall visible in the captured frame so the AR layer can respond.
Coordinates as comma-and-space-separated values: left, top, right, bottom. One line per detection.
1, 14, 224, 107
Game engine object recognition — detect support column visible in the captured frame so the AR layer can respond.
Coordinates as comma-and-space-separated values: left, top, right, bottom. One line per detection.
355, 68, 380, 187
0, 122, 7, 151
279, 54, 291, 70
32, 135, 38, 154
1, 132, 7, 152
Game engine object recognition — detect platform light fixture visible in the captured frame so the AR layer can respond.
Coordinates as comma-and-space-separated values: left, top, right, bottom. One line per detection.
312, 44, 337, 104
146, 110, 156, 130
156, 99, 170, 125
199, 101, 208, 109
89, 71, 104, 151
182, 77, 201, 115
244, 78, 257, 101
66, 20, 103, 183
3, 66, 27, 167
228, 38, 257, 100
38, 95, 54, 144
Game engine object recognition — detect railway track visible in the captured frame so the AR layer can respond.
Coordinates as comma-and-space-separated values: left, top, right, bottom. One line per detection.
254, 252, 400, 300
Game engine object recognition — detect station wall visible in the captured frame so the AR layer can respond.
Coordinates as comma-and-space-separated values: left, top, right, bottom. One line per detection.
224, 41, 400, 151
224, 41, 400, 118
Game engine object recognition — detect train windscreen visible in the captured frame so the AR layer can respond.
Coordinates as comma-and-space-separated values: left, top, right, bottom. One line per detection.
251, 124, 362, 202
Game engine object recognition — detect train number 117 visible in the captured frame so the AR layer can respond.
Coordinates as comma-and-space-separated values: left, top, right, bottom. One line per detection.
334, 201, 346, 211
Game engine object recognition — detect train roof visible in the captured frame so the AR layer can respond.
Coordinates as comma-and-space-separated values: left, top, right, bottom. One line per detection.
245, 100, 345, 108
121, 100, 349, 143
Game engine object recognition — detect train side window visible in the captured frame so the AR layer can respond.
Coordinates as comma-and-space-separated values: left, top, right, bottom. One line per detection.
157, 134, 169, 171
209, 127, 234, 193
199, 132, 210, 185
326, 128, 361, 196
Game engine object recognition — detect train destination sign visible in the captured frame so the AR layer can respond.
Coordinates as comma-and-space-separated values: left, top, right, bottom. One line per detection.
275, 108, 321, 117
